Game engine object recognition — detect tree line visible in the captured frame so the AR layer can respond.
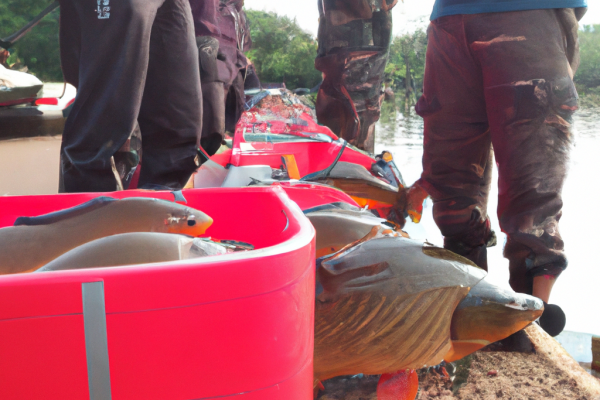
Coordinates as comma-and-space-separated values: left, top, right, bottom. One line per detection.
575, 24, 600, 106
0, 0, 61, 81
0, 3, 322, 89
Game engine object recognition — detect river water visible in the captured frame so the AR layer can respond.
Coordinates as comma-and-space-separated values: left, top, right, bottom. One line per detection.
375, 103, 600, 338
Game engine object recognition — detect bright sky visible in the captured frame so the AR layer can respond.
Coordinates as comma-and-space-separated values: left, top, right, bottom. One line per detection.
245, 0, 600, 37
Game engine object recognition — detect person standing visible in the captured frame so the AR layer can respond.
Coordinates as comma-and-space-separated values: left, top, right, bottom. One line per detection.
58, 0, 203, 192
190, 0, 251, 156
315, 0, 396, 153
415, 1, 587, 335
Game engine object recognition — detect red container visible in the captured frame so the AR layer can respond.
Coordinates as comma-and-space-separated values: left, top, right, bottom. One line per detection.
212, 141, 374, 177
281, 183, 360, 211
0, 186, 315, 400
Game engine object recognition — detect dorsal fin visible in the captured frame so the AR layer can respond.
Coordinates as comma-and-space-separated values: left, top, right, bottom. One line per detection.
303, 202, 361, 214
14, 196, 118, 226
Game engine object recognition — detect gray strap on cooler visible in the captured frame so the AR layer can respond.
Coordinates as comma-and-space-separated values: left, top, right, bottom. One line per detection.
82, 281, 112, 400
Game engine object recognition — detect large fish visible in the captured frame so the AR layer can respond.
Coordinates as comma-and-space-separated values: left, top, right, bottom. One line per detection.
36, 233, 228, 272
305, 204, 406, 257
0, 197, 213, 275
314, 237, 485, 381
314, 236, 543, 382
308, 162, 404, 207
305, 161, 416, 226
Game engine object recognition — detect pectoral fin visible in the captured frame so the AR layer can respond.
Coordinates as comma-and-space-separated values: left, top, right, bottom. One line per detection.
444, 340, 490, 363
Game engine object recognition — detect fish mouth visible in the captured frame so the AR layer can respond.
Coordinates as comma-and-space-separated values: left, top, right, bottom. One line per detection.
450, 288, 544, 352
447, 304, 543, 362
449, 280, 544, 360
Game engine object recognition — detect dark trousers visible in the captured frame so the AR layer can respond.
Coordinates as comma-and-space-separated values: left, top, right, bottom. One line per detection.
197, 36, 225, 155
58, 0, 202, 192
196, 37, 245, 154
416, 9, 584, 294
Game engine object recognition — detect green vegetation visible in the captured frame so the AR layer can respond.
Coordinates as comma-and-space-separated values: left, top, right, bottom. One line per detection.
0, 0, 61, 81
575, 25, 600, 108
245, 10, 321, 90
385, 28, 427, 110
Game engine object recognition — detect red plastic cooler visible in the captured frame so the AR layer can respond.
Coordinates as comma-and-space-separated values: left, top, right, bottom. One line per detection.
0, 186, 315, 400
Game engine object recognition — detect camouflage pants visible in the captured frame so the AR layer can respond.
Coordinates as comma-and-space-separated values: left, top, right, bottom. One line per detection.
315, 0, 394, 153
416, 8, 585, 294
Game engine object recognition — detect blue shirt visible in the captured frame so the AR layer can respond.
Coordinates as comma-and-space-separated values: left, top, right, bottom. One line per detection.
431, 0, 588, 21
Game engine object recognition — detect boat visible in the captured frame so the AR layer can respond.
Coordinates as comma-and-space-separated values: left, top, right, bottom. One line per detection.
0, 81, 75, 196
0, 186, 318, 399
0, 65, 43, 107
0, 81, 74, 141
190, 89, 419, 227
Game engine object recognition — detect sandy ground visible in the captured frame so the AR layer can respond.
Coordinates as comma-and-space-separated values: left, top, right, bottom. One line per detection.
317, 326, 600, 400
418, 351, 596, 400
0, 136, 61, 196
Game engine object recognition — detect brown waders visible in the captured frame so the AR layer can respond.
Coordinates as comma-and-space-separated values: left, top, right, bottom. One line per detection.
58, 0, 202, 192
417, 8, 586, 295
315, 0, 395, 153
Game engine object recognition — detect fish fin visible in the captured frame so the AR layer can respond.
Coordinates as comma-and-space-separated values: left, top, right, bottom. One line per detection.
14, 196, 118, 226
303, 201, 361, 214
444, 340, 490, 363
171, 190, 187, 203
320, 225, 382, 262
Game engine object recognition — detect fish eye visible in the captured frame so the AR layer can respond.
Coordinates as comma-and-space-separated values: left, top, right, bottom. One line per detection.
187, 220, 197, 227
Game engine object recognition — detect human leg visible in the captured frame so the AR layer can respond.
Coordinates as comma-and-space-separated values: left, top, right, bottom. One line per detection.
137, 0, 202, 189
416, 17, 494, 270
59, 0, 162, 192
190, 0, 225, 154
224, 71, 245, 136
468, 9, 581, 297
197, 36, 225, 156
315, 0, 394, 152
57, 0, 80, 88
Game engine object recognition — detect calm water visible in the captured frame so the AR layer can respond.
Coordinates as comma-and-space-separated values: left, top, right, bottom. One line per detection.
375, 103, 600, 337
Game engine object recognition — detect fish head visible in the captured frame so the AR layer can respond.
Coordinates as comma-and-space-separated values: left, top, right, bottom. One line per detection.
163, 203, 213, 236
445, 279, 544, 362
124, 198, 213, 236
